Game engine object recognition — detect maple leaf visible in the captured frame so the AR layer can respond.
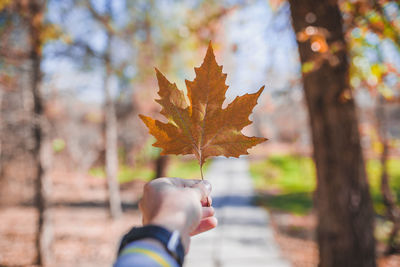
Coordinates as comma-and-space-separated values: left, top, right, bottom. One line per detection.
139, 43, 267, 178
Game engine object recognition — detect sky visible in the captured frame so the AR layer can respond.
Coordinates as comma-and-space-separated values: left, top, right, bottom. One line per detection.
221, 0, 299, 100
42, 0, 301, 104
41, 0, 400, 104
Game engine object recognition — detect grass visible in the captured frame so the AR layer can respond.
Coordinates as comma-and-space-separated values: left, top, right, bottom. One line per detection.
250, 155, 315, 214
366, 159, 400, 213
89, 164, 154, 183
256, 192, 313, 215
250, 155, 316, 193
166, 155, 210, 179
89, 155, 209, 183
250, 154, 400, 215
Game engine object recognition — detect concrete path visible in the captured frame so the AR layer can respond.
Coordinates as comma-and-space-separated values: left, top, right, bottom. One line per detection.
184, 157, 291, 267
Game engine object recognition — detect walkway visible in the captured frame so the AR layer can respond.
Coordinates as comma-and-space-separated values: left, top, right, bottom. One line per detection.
184, 157, 291, 267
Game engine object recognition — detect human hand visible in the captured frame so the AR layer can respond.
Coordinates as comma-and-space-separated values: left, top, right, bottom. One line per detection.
139, 177, 217, 252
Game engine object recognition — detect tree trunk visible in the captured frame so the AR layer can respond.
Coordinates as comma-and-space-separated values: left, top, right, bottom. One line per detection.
288, 1, 376, 266
28, 0, 53, 265
154, 155, 168, 179
104, 71, 122, 219
377, 96, 400, 254
381, 137, 400, 254
103, 1, 122, 218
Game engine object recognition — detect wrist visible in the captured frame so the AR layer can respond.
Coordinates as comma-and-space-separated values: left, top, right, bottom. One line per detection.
148, 217, 191, 252
149, 216, 186, 233
139, 238, 165, 250
149, 207, 200, 235
118, 225, 185, 265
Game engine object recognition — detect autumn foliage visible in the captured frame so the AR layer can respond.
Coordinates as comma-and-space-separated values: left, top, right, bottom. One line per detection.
139, 43, 267, 176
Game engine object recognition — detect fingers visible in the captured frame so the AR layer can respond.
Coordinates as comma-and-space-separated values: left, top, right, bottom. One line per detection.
190, 180, 212, 202
190, 206, 216, 236
156, 177, 201, 188
190, 217, 218, 236
161, 178, 213, 207
151, 178, 212, 198
170, 178, 211, 192
201, 206, 214, 219
198, 180, 212, 193
201, 196, 212, 207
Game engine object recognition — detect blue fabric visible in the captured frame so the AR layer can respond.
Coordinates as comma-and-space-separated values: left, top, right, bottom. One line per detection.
114, 240, 180, 267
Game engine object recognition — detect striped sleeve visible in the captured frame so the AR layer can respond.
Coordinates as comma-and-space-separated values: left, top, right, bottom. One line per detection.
114, 241, 180, 267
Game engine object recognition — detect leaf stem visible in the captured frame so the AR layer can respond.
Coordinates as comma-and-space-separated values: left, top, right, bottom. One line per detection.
199, 163, 210, 206
200, 164, 204, 180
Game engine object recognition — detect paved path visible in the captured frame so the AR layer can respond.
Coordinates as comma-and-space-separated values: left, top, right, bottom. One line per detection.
184, 157, 291, 267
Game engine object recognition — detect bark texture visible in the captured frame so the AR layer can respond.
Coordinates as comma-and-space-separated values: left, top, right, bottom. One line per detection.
154, 155, 168, 179
288, 0, 376, 266
28, 0, 53, 265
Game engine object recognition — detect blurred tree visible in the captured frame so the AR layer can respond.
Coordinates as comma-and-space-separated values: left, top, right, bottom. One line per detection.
340, 0, 400, 253
377, 95, 400, 254
0, 0, 31, 182
84, 0, 122, 219
26, 1, 55, 264
44, 0, 231, 204
48, 0, 154, 218
126, 0, 232, 179
288, 0, 377, 266
0, 0, 58, 265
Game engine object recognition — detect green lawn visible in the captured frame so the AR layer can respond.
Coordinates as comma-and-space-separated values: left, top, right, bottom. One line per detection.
89, 163, 154, 183
250, 155, 400, 215
166, 156, 210, 180
89, 155, 208, 183
366, 159, 400, 213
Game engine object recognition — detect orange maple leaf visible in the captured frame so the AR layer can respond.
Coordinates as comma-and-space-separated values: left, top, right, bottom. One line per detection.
139, 43, 267, 178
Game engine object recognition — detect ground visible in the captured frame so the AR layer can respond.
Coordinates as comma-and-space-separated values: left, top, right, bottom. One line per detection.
267, 208, 400, 267
0, 170, 145, 267
250, 154, 400, 266
1, 155, 400, 266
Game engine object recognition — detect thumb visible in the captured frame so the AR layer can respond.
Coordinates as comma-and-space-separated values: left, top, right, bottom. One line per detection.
191, 180, 211, 202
